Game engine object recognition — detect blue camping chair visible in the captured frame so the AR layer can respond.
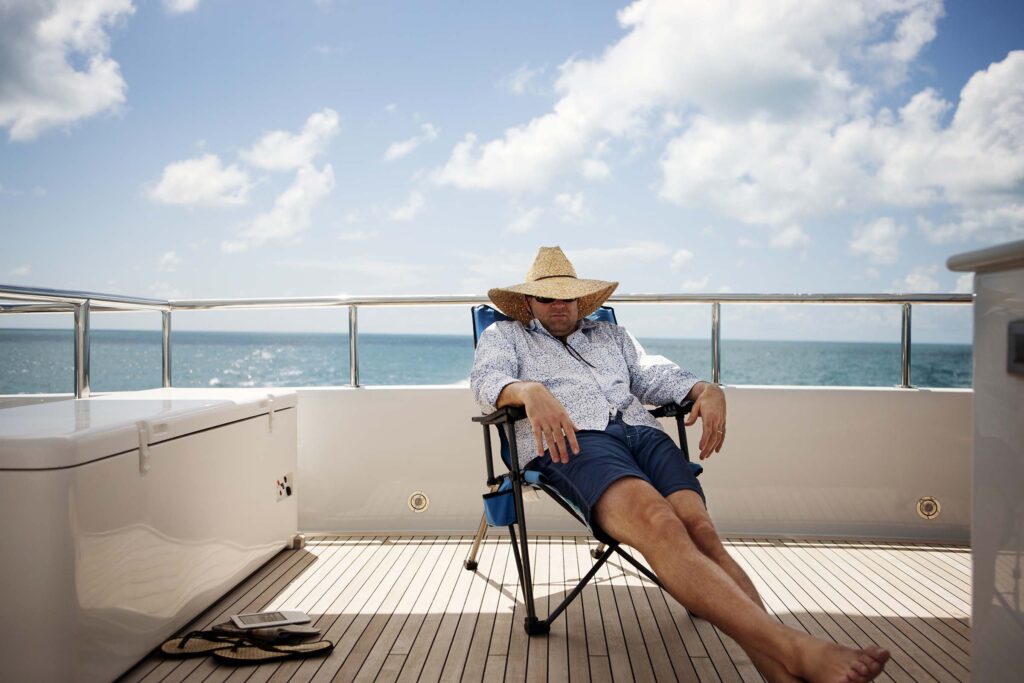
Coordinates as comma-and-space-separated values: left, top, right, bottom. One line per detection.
465, 304, 700, 635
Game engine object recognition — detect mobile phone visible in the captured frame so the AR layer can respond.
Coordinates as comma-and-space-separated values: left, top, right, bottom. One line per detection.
230, 610, 311, 629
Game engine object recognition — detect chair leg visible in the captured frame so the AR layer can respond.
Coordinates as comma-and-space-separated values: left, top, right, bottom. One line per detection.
467, 481, 502, 570
507, 524, 549, 636
464, 513, 489, 570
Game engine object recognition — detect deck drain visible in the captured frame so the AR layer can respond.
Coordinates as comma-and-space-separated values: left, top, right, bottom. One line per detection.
408, 491, 429, 513
917, 496, 941, 520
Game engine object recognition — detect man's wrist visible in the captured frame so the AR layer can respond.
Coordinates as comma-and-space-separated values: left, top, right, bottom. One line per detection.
687, 380, 721, 400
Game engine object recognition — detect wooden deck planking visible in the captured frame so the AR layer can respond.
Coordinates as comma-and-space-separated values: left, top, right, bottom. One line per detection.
123, 535, 971, 683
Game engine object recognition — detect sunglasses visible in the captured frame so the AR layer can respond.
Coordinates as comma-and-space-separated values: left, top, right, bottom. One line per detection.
532, 296, 576, 304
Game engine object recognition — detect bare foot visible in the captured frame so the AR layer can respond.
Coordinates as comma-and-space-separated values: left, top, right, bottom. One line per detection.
792, 638, 890, 683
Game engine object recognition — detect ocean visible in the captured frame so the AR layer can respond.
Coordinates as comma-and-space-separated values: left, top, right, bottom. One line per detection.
0, 329, 972, 394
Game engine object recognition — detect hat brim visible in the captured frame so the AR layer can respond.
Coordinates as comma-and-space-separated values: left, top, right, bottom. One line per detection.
488, 277, 618, 324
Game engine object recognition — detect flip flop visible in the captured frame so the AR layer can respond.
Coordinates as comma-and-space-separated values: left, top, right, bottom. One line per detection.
211, 639, 335, 664
211, 620, 322, 642
159, 630, 244, 657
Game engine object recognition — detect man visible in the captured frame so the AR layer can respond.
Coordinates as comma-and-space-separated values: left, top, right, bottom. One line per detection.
471, 246, 890, 683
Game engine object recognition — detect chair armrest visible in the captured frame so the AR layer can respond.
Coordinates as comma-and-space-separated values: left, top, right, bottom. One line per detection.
648, 399, 694, 419
472, 405, 527, 426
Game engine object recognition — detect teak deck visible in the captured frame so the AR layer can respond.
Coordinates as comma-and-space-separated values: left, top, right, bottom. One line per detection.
123, 535, 971, 682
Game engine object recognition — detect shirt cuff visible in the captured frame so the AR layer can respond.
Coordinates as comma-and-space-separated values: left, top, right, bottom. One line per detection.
674, 377, 702, 405
480, 376, 521, 412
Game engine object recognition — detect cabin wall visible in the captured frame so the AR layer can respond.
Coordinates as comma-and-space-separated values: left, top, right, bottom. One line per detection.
296, 385, 971, 542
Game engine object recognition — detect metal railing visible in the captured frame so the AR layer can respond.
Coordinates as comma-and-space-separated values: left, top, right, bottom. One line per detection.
0, 285, 972, 397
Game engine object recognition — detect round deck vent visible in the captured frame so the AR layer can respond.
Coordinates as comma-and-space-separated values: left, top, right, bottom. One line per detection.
408, 491, 429, 513
916, 496, 941, 520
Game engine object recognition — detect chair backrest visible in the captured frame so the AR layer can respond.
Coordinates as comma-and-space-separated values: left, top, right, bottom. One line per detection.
471, 304, 617, 347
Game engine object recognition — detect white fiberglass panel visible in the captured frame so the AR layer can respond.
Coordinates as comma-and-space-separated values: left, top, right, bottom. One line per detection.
965, 256, 1024, 680
295, 385, 970, 542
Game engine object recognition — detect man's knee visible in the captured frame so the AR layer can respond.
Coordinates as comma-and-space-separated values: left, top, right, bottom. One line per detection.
596, 479, 688, 548
681, 515, 732, 563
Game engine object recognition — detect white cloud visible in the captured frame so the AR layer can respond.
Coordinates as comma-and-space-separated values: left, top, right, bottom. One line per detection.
849, 217, 906, 264
384, 123, 440, 161
506, 207, 544, 233
919, 204, 1024, 245
149, 281, 185, 298
770, 225, 810, 249
581, 158, 611, 180
338, 230, 377, 241
554, 192, 589, 223
163, 0, 200, 13
866, 1, 944, 86
670, 249, 693, 270
241, 108, 340, 171
428, 1, 1024, 250
954, 273, 973, 294
660, 50, 1024, 237
680, 275, 711, 292
894, 265, 940, 293
388, 190, 425, 221
157, 251, 182, 272
501, 64, 545, 95
660, 111, 684, 134
149, 154, 251, 207
9, 264, 32, 277
222, 164, 335, 252
737, 237, 759, 248
571, 241, 672, 269
0, 0, 134, 141
275, 257, 435, 288
433, 1, 944, 192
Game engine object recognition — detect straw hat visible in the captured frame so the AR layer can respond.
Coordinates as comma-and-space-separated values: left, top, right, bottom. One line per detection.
488, 246, 618, 324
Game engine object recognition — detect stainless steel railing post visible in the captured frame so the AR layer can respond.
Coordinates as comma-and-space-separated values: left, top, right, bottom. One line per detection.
74, 300, 91, 398
161, 310, 172, 387
348, 305, 359, 387
901, 303, 912, 388
711, 302, 721, 384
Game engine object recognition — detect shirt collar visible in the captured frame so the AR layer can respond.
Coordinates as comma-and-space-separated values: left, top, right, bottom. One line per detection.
526, 317, 597, 337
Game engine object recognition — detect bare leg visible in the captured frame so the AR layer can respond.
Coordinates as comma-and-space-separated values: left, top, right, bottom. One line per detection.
667, 490, 799, 683
595, 478, 890, 683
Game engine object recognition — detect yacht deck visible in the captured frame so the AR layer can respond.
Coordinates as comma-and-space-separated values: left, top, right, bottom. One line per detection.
123, 535, 970, 682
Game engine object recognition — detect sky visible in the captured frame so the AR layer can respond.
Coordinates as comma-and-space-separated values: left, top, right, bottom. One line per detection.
1, 0, 1022, 342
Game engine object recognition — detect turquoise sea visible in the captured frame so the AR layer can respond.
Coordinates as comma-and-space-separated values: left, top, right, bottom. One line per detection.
0, 329, 971, 394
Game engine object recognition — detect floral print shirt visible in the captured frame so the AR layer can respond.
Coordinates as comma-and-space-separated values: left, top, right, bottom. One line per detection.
471, 317, 700, 468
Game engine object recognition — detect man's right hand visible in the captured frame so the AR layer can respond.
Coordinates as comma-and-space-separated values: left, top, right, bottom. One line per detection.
497, 381, 580, 463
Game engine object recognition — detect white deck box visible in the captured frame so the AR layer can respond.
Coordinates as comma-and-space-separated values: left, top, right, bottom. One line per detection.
0, 388, 298, 682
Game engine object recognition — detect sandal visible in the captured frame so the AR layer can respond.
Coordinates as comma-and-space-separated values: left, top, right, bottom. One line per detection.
211, 620, 322, 643
211, 639, 335, 664
159, 630, 244, 657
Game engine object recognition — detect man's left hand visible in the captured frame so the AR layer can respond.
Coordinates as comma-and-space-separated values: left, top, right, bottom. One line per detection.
684, 382, 727, 460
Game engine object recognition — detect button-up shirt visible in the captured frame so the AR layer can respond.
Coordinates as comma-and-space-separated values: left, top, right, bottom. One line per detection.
471, 317, 700, 469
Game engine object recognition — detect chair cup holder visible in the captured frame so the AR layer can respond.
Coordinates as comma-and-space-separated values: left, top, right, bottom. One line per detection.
483, 487, 517, 527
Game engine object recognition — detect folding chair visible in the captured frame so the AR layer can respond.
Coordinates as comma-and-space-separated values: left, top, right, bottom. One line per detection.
464, 304, 700, 635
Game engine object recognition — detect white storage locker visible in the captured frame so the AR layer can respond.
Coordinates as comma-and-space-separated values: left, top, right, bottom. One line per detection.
0, 388, 298, 682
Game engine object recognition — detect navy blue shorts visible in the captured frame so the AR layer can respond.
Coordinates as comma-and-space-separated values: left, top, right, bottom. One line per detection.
526, 415, 705, 540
